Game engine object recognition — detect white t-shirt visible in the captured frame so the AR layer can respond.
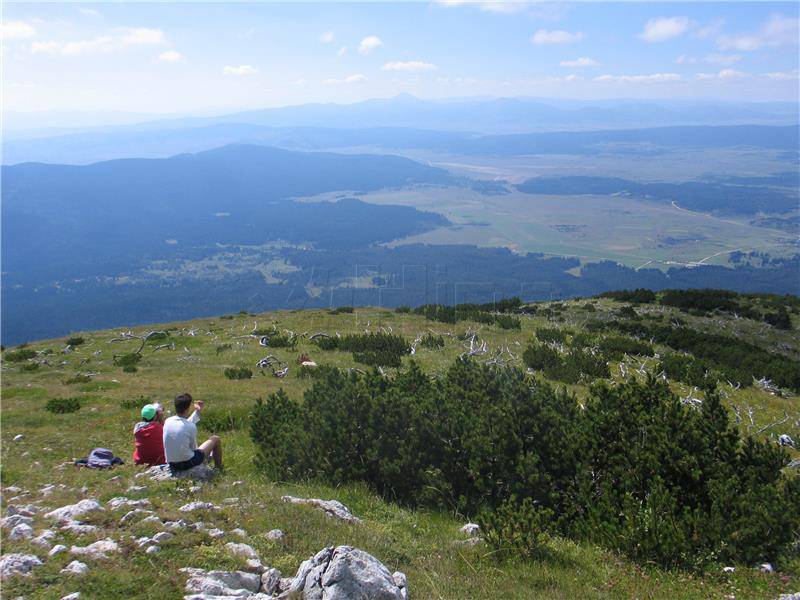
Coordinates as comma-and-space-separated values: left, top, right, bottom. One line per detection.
162, 411, 200, 463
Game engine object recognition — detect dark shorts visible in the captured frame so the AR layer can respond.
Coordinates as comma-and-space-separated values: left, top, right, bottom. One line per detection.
169, 449, 205, 472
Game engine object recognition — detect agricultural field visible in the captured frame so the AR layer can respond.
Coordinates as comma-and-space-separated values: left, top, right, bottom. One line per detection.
2, 295, 798, 599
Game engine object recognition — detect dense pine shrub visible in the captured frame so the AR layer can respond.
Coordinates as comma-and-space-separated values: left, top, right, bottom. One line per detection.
418, 333, 445, 349
600, 289, 656, 304
20, 362, 40, 372
3, 348, 37, 362
114, 353, 141, 368
66, 336, 85, 346
764, 307, 792, 330
250, 360, 800, 570
224, 366, 253, 380
120, 395, 150, 410
46, 397, 81, 414
329, 306, 355, 314
535, 327, 567, 343
523, 343, 609, 383
597, 335, 654, 359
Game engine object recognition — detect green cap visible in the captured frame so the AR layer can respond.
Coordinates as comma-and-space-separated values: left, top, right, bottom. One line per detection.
141, 404, 158, 421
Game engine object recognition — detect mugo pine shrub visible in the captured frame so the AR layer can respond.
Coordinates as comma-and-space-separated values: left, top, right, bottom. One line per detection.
250, 359, 800, 570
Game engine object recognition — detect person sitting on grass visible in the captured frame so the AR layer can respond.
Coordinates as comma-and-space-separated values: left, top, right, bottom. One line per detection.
133, 403, 166, 466
163, 393, 223, 472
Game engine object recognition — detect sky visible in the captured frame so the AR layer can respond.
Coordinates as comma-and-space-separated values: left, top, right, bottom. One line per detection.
2, 1, 799, 119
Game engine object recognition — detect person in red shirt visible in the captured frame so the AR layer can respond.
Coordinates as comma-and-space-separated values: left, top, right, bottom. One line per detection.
133, 403, 166, 466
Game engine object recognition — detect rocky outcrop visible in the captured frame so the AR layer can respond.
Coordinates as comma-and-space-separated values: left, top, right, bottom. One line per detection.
180, 501, 220, 513
280, 496, 362, 524
45, 499, 103, 522
0, 553, 43, 579
70, 539, 120, 560
139, 464, 217, 482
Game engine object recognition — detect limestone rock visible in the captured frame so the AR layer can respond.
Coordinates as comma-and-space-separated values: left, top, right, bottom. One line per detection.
230, 528, 248, 538
0, 554, 43, 579
45, 499, 103, 522
184, 569, 262, 597
9, 523, 35, 540
760, 562, 774, 573
280, 496, 362, 524
164, 519, 190, 531
48, 544, 68, 557
61, 520, 100, 535
286, 545, 405, 600
260, 568, 282, 595
108, 496, 151, 509
61, 561, 89, 576
140, 515, 164, 526
13, 434, 24, 442
6, 504, 38, 517
208, 528, 225, 539
2, 514, 33, 529
140, 464, 217, 482
31, 529, 56, 548
120, 508, 154, 524
266, 529, 285, 542
70, 538, 119, 560
153, 531, 175, 544
180, 502, 220, 513
459, 523, 480, 536
145, 545, 161, 555
61, 593, 81, 600
225, 542, 260, 560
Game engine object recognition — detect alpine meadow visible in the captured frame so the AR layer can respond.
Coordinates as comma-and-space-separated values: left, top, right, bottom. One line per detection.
1, 3, 799, 600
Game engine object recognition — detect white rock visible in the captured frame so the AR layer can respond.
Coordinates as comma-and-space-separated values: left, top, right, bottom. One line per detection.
245, 558, 265, 573
126, 485, 148, 493
134, 537, 153, 548
70, 538, 119, 560
184, 569, 261, 596
266, 529, 285, 541
229, 528, 247, 538
190, 522, 207, 531
31, 529, 56, 548
0, 554, 43, 579
60, 520, 100, 535
280, 496, 362, 524
145, 545, 161, 555
225, 542, 260, 560
108, 496, 151, 509
2, 514, 33, 529
153, 531, 174, 544
61, 593, 81, 600
13, 434, 24, 442
45, 499, 103, 522
9, 523, 35, 540
163, 519, 189, 531
760, 562, 774, 573
140, 464, 216, 482
49, 544, 68, 557
140, 515, 163, 526
179, 502, 219, 513
207, 528, 225, 539
6, 504, 38, 517
61, 561, 89, 576
260, 567, 282, 595
722, 566, 735, 573
120, 508, 154, 524
459, 522, 480, 536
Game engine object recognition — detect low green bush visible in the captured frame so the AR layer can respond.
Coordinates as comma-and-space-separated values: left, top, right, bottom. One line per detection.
64, 374, 92, 385
4, 348, 37, 362
224, 366, 253, 380
120, 396, 150, 410
418, 333, 445, 349
20, 362, 40, 372
479, 497, 553, 560
114, 353, 142, 368
66, 336, 85, 346
329, 306, 355, 314
46, 397, 81, 414
535, 327, 567, 343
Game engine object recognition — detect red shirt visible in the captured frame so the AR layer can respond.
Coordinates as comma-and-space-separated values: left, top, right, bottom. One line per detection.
133, 421, 166, 466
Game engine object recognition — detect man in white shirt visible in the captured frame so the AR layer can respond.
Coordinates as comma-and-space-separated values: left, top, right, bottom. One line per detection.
163, 393, 223, 471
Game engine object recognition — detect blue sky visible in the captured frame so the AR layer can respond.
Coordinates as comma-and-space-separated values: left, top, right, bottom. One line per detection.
2, 1, 798, 117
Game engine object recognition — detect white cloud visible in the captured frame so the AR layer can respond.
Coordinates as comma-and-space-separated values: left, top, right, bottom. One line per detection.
638, 17, 693, 42
337, 45, 347, 57
31, 27, 165, 56
704, 53, 741, 66
382, 60, 437, 72
560, 57, 600, 68
594, 73, 682, 84
324, 73, 366, 85
78, 7, 101, 17
1, 20, 37, 40
530, 29, 584, 45
358, 35, 382, 54
674, 54, 696, 65
718, 14, 799, 51
695, 69, 749, 80
764, 70, 799, 81
223, 64, 257, 76
434, 0, 566, 19
320, 31, 334, 44
157, 50, 183, 63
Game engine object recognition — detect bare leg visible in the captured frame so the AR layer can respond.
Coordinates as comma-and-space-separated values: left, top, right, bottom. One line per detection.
198, 435, 223, 469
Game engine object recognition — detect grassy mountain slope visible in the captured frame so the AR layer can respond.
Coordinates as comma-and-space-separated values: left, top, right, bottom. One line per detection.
2, 294, 798, 599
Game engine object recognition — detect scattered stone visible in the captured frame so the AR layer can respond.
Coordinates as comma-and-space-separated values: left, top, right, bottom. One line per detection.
2, 514, 34, 529
190, 522, 207, 531
3, 485, 23, 493
189, 485, 202, 493
266, 529, 285, 542
230, 528, 247, 538
31, 529, 57, 548
0, 554, 43, 579
13, 434, 24, 442
225, 542, 260, 560
134, 537, 153, 548
280, 496, 362, 524
163, 519, 189, 531
179, 502, 220, 513
231, 481, 243, 487
208, 528, 225, 539
778, 594, 800, 600
139, 464, 216, 482
108, 496, 151, 509
723, 566, 735, 573
120, 508, 154, 524
61, 521, 100, 535
153, 531, 174, 544
110, 475, 122, 482
184, 569, 261, 597
61, 561, 89, 577
48, 544, 68, 557
9, 523, 35, 540
45, 499, 103, 522
145, 545, 161, 555
245, 559, 265, 573
286, 545, 405, 600
260, 568, 282, 595
126, 485, 148, 493
459, 522, 480, 536
6, 504, 38, 517
61, 593, 81, 600
70, 538, 120, 560
760, 562, 774, 573
140, 515, 163, 526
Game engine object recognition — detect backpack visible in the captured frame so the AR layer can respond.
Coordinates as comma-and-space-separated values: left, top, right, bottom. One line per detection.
75, 447, 125, 469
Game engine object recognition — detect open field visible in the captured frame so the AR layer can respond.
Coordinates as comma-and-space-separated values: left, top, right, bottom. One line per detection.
2, 298, 798, 599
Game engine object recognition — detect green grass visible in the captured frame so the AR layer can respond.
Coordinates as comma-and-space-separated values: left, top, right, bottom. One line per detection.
1, 301, 798, 599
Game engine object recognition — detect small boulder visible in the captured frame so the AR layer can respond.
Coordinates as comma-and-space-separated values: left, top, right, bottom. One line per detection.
266, 529, 285, 542
61, 561, 89, 577
0, 554, 43, 579
459, 522, 480, 536
120, 508, 154, 524
179, 502, 219, 513
61, 520, 100, 535
45, 499, 103, 522
140, 464, 216, 482
108, 497, 151, 509
153, 531, 174, 544
280, 496, 362, 524
48, 544, 68, 557
9, 523, 35, 540
61, 593, 81, 600
184, 569, 261, 597
13, 434, 24, 442
31, 529, 57, 548
260, 567, 282, 595
2, 515, 33, 529
225, 542, 259, 561
70, 538, 119, 560
760, 562, 774, 573
208, 528, 225, 539
145, 545, 160, 555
